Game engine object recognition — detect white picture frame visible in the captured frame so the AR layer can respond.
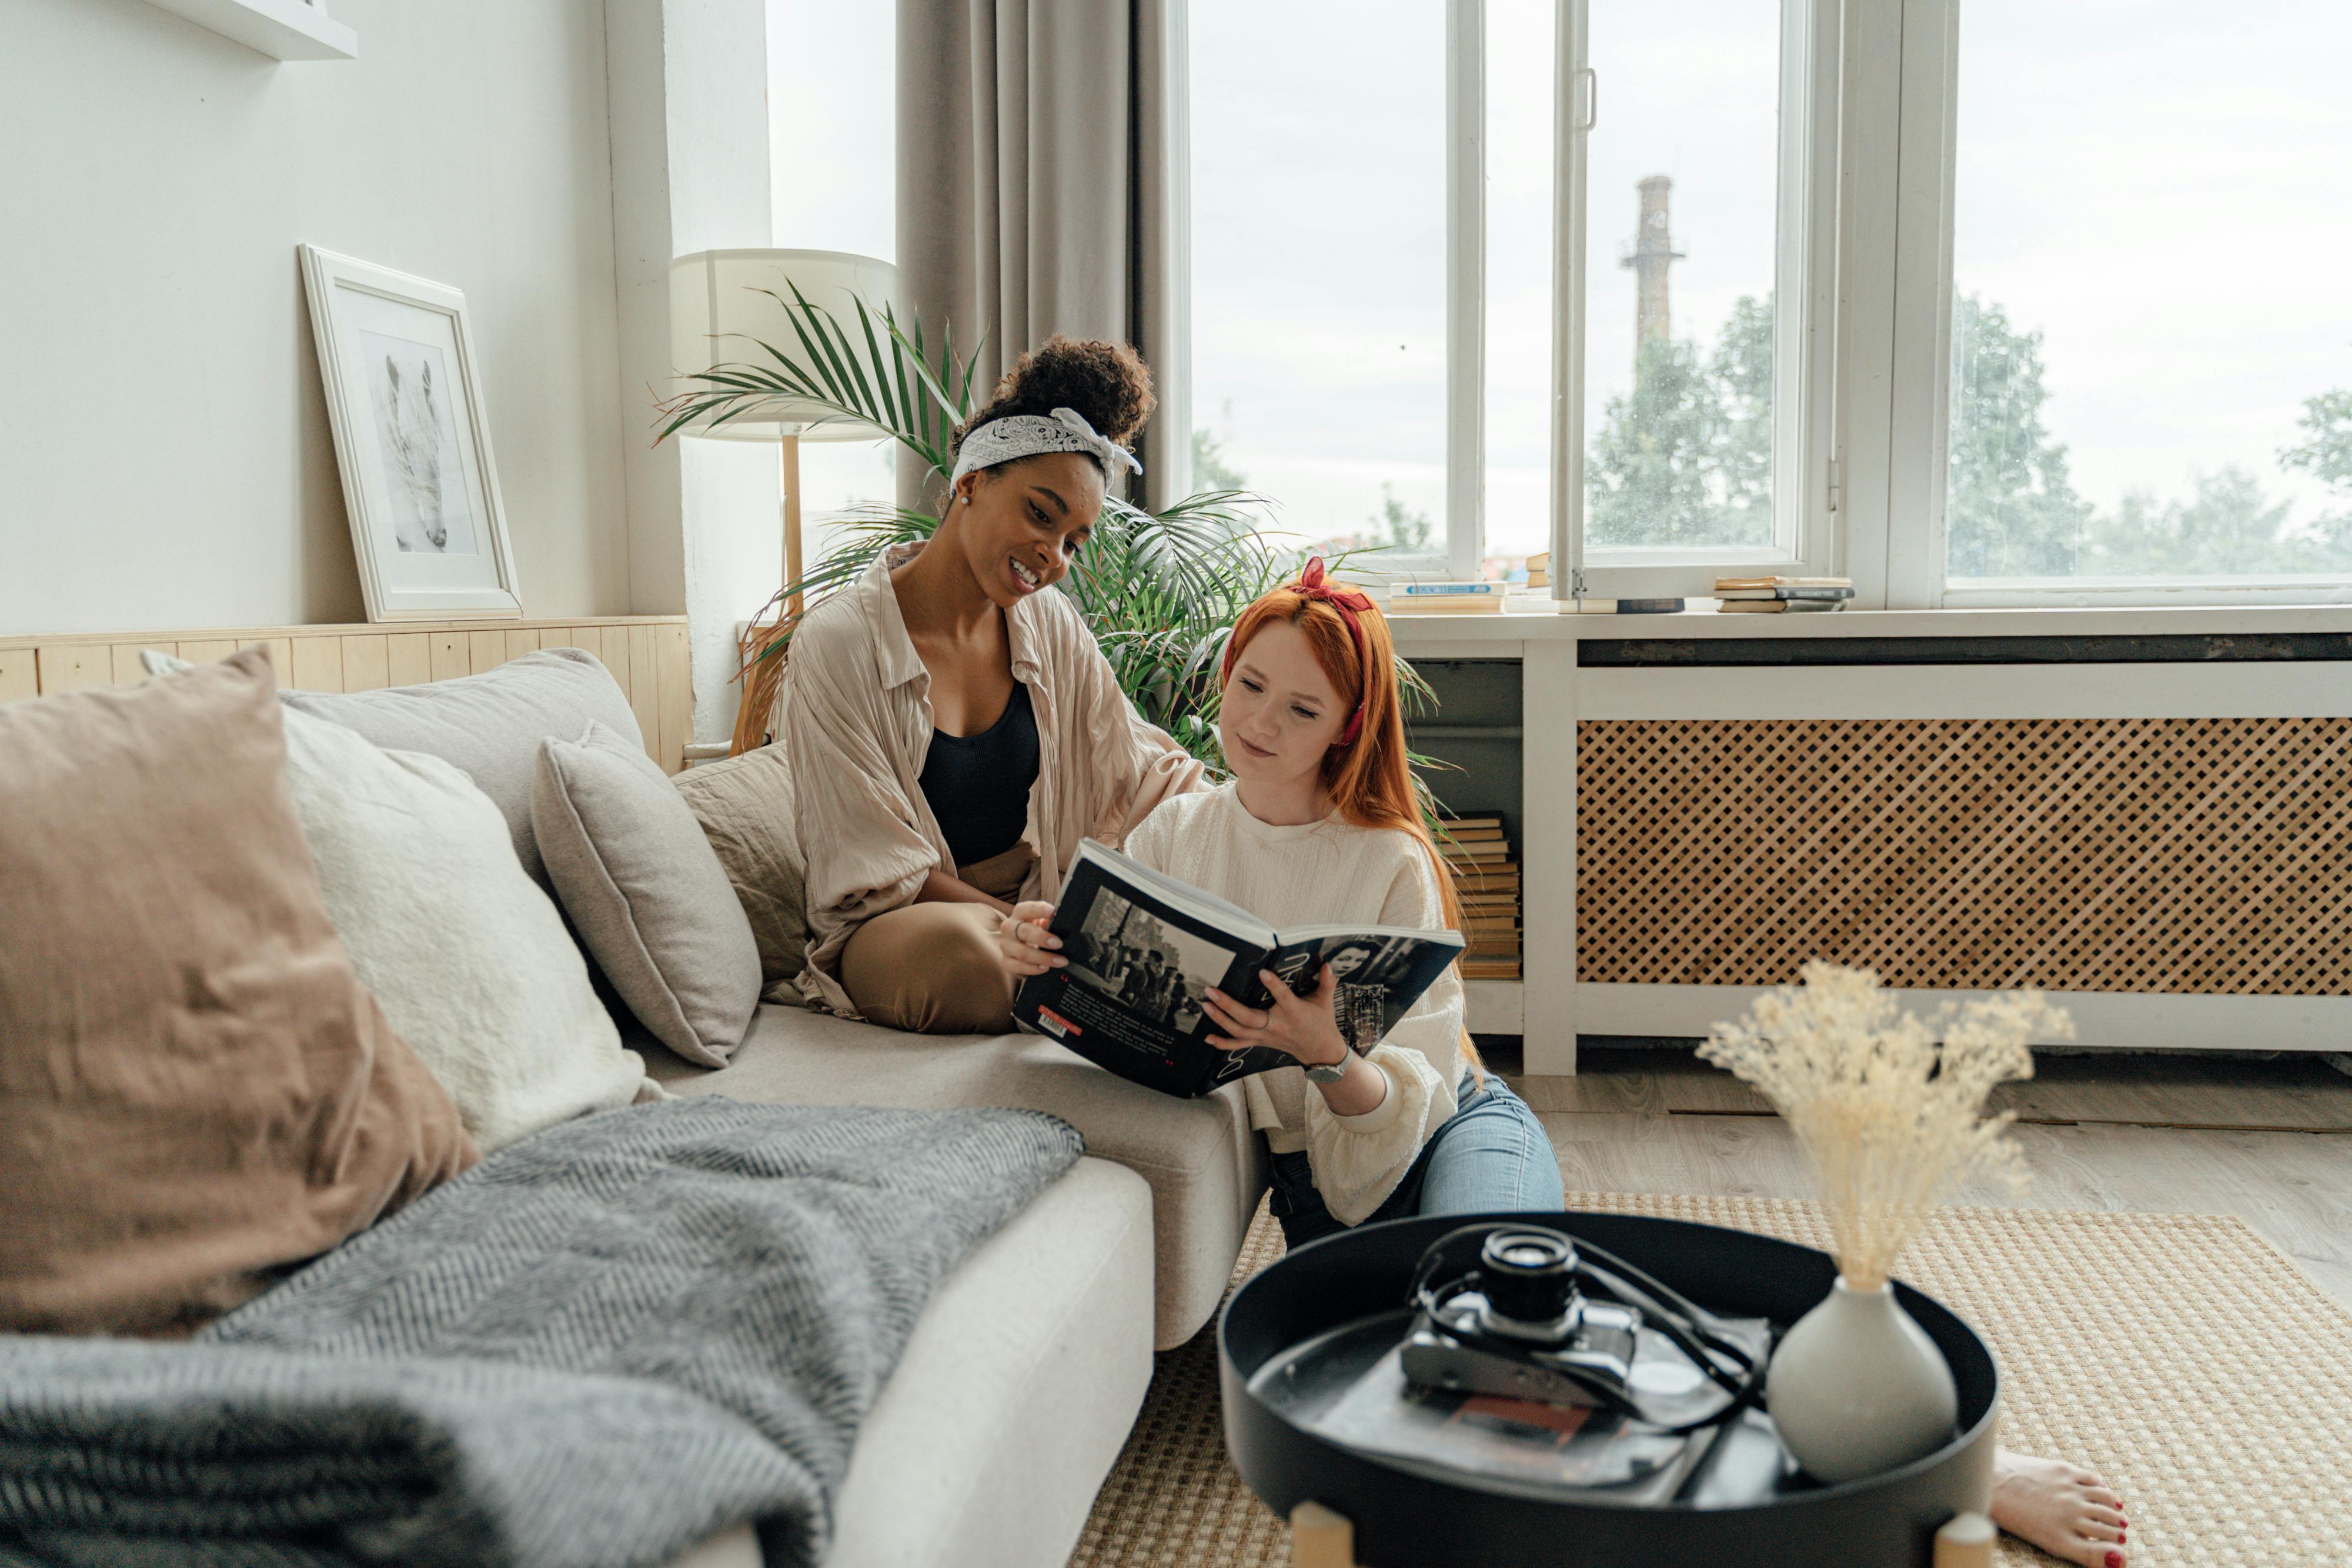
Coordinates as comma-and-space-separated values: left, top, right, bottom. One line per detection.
299, 245, 523, 621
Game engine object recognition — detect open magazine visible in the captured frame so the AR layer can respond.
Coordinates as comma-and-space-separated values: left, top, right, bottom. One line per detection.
1012, 838, 1466, 1099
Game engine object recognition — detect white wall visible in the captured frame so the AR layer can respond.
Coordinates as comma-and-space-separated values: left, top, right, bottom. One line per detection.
0, 0, 630, 634
606, 0, 776, 744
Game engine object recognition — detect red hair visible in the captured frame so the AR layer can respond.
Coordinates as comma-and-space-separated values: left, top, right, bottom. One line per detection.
1222, 581, 1486, 1084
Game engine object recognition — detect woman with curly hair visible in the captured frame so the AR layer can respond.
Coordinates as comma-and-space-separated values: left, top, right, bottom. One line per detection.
783, 336, 1208, 1032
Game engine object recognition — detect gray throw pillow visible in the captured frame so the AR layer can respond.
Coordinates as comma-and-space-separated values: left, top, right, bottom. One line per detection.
282, 648, 640, 890
671, 744, 807, 996
533, 722, 762, 1068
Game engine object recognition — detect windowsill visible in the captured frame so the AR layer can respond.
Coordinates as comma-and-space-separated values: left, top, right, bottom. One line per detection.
1384, 600, 2352, 644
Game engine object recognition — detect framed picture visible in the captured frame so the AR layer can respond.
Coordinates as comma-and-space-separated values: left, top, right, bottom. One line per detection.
299, 245, 522, 621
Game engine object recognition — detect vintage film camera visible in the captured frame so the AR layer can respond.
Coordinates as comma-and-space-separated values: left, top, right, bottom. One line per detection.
1399, 1224, 1775, 1432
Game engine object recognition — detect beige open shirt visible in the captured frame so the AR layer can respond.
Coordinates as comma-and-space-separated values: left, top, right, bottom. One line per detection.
785, 542, 1208, 1017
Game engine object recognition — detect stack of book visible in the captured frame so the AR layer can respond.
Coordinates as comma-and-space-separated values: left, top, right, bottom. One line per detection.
1389, 580, 1508, 614
1439, 815, 1520, 980
1524, 551, 1550, 590
1713, 576, 1854, 613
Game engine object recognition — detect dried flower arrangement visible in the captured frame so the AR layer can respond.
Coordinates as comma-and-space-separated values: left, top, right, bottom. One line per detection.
1699, 961, 2072, 1289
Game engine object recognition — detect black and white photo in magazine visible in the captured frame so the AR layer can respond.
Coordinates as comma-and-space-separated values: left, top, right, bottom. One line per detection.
1069, 887, 1237, 1032
1316, 934, 1433, 1052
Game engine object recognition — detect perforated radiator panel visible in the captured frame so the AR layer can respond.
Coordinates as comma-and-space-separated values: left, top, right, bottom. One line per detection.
1573, 718, 2352, 994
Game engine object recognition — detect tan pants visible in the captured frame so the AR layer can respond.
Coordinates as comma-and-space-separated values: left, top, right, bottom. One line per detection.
838, 846, 1034, 1034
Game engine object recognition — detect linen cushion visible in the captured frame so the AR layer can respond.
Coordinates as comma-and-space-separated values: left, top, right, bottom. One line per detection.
534, 721, 762, 1068
0, 648, 475, 1336
644, 1004, 1267, 1349
280, 648, 640, 889
671, 744, 808, 995
149, 651, 655, 1151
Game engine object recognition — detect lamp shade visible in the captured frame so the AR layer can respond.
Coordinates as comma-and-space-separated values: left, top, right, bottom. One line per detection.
669, 248, 903, 442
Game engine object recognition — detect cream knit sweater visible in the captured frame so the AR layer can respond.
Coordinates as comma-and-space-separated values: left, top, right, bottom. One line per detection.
1123, 784, 1465, 1225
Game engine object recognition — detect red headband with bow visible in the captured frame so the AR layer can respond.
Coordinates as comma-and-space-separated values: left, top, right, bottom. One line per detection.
1223, 555, 1376, 748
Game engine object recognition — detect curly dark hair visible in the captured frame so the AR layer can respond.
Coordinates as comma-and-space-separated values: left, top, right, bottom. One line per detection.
951, 335, 1156, 461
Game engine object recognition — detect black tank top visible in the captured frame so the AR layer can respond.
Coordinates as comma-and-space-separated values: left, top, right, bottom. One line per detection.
918, 681, 1041, 869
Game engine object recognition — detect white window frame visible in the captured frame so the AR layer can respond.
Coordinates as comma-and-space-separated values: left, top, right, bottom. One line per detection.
1875, 0, 2352, 609
1553, 0, 1845, 603
1444, 0, 1487, 583
1202, 0, 2352, 609
1191, 1, 1478, 584
1377, 0, 1489, 584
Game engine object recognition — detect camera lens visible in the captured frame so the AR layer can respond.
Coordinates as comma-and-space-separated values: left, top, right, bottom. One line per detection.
1479, 1229, 1577, 1325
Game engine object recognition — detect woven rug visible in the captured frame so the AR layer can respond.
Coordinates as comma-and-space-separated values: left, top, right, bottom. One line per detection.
1067, 1193, 2352, 1568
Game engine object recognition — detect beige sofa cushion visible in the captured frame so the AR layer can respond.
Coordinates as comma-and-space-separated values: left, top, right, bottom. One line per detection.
535, 722, 763, 1067
147, 653, 654, 1152
656, 1158, 1152, 1568
0, 648, 476, 1336
827, 1157, 1152, 1567
282, 648, 639, 890
671, 745, 806, 997
647, 1005, 1266, 1350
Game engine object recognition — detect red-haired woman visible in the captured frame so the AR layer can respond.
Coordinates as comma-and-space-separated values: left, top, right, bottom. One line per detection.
995, 564, 2133, 1568
999, 559, 1562, 1239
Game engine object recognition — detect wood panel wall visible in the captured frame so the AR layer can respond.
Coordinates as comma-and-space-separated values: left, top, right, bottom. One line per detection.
0, 617, 695, 774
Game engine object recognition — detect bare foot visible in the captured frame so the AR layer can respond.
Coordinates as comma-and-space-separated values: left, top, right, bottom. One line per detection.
1991, 1449, 2129, 1567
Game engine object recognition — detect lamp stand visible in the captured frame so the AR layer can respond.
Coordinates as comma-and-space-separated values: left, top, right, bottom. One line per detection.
781, 432, 803, 617
726, 432, 804, 758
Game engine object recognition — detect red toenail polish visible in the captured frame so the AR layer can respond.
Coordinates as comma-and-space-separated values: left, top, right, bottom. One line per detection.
2106, 1553, 2123, 1568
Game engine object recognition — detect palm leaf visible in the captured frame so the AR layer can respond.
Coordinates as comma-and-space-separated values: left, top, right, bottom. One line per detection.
654, 289, 1448, 789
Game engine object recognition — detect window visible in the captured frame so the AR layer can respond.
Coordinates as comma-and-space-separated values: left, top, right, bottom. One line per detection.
767, 0, 898, 536
1188, 1, 1829, 594
1558, 0, 1836, 600
1182, 0, 2351, 607
1940, 0, 2352, 593
1190, 0, 1455, 570
1572, 0, 1792, 561
1482, 0, 1556, 574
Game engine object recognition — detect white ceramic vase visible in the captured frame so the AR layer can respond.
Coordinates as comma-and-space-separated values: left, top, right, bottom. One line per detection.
1766, 1276, 1959, 1483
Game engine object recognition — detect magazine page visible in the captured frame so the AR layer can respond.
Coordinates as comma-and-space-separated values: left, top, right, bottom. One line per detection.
1264, 928, 1466, 1057
1013, 847, 1291, 1098
1074, 840, 1275, 945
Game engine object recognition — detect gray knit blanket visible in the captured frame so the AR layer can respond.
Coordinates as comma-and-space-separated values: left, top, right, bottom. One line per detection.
0, 1096, 1083, 1568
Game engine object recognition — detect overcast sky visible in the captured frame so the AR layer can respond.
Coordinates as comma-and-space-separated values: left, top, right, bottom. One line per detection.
773, 1, 2352, 569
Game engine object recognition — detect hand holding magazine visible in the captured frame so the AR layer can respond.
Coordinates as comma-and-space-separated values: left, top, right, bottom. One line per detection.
1013, 839, 1465, 1098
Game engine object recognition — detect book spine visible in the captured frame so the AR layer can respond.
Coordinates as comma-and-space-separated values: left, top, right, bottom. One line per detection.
1396, 580, 1506, 596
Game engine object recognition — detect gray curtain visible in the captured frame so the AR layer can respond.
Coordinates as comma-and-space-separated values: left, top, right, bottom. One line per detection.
897, 0, 1191, 511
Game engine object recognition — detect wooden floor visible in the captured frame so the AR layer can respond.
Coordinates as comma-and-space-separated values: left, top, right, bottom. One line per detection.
1500, 1045, 2352, 1310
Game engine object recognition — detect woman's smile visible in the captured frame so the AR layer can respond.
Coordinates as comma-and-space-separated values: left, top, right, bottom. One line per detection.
1007, 556, 1043, 594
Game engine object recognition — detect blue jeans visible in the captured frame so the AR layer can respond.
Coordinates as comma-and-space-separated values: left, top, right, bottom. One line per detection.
1267, 1073, 1563, 1249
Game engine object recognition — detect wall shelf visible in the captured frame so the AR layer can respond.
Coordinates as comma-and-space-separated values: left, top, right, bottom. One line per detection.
142, 0, 356, 61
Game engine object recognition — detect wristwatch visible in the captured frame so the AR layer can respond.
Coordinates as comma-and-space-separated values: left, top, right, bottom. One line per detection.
1302, 1052, 1351, 1085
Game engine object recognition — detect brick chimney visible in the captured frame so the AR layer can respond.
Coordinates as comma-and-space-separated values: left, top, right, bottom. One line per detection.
1622, 175, 1686, 349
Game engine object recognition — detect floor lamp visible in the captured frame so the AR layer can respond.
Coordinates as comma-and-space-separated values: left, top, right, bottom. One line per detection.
669, 248, 901, 754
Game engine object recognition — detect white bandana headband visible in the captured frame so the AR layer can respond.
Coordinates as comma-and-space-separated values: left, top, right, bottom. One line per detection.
948, 406, 1143, 488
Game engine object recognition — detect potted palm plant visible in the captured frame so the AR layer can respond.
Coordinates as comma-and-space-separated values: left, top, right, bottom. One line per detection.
656, 283, 1432, 769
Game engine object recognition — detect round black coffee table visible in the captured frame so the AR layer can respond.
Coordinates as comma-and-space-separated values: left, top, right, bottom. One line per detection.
1220, 1209, 1999, 1568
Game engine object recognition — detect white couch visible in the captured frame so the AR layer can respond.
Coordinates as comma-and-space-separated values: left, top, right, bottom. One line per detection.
255, 653, 1265, 1567
643, 1002, 1271, 1567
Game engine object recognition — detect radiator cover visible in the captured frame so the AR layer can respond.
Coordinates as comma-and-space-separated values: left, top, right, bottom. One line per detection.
1573, 717, 2352, 995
